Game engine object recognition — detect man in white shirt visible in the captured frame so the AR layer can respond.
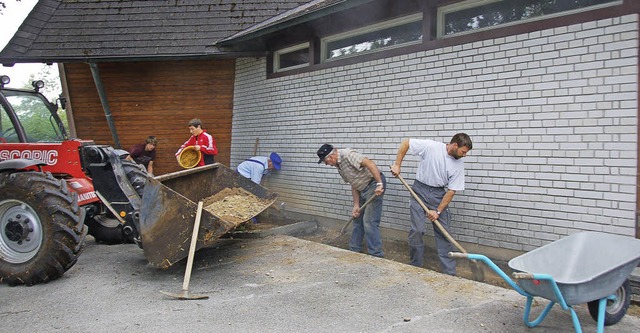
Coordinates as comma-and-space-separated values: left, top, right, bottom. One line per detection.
390, 133, 472, 275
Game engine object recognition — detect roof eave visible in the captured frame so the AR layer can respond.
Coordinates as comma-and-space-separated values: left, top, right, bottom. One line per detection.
0, 50, 268, 65
216, 0, 375, 47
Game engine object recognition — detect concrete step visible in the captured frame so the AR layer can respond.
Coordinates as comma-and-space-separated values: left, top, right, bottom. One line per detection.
227, 220, 318, 239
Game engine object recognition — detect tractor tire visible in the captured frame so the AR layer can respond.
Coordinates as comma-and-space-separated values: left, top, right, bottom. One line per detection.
87, 160, 147, 245
121, 159, 147, 198
86, 214, 128, 245
0, 171, 87, 286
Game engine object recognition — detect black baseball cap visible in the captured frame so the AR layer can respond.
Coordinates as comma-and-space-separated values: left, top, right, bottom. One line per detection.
316, 144, 334, 163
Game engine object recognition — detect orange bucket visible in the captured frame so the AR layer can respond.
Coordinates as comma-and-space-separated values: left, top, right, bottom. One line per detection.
178, 146, 202, 168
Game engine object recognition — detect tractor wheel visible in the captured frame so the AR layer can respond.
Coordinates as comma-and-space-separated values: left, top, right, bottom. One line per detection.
121, 159, 147, 198
86, 213, 128, 245
0, 171, 87, 286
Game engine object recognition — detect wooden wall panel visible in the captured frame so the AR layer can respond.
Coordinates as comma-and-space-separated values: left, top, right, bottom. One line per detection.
63, 59, 235, 175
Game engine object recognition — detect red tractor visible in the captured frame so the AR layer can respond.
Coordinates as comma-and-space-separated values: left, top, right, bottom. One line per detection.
0, 75, 277, 287
0, 75, 147, 285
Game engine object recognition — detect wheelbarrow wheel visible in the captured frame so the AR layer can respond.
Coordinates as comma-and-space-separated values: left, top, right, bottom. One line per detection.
587, 279, 630, 326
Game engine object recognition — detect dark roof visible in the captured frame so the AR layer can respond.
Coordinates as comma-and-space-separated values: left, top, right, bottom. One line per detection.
217, 0, 373, 47
0, 0, 311, 64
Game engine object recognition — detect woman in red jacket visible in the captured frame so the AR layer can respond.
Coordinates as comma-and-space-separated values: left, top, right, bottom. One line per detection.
175, 118, 218, 166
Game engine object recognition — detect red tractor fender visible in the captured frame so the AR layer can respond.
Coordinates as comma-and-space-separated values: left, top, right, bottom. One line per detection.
0, 155, 99, 206
0, 158, 45, 171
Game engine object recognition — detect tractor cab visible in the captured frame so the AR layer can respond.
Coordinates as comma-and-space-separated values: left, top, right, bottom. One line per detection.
0, 75, 68, 144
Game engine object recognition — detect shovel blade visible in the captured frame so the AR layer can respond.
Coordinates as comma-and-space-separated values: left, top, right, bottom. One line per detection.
160, 290, 209, 300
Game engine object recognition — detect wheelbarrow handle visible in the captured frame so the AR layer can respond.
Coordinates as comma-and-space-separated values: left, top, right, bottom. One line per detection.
448, 252, 468, 259
513, 272, 535, 280
393, 171, 468, 254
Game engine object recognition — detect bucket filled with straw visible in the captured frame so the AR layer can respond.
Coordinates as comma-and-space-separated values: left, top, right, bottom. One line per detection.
178, 146, 202, 168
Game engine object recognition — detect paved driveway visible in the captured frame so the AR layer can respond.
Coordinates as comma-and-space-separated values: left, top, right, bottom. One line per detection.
1, 235, 639, 333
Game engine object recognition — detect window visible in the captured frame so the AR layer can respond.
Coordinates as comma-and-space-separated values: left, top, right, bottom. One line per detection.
3, 93, 64, 142
321, 13, 423, 62
274, 42, 310, 72
439, 0, 622, 37
0, 106, 18, 143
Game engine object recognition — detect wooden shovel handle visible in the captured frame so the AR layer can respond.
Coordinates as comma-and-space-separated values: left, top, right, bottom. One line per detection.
183, 201, 204, 291
252, 138, 259, 156
394, 173, 468, 254
340, 192, 379, 235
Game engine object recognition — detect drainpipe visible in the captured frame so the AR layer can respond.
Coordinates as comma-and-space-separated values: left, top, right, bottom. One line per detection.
89, 63, 121, 148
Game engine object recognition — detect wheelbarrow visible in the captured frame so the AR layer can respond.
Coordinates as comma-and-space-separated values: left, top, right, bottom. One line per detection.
449, 231, 640, 333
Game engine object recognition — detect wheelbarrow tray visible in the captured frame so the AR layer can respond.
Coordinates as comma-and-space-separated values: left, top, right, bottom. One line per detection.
139, 163, 277, 268
508, 231, 640, 305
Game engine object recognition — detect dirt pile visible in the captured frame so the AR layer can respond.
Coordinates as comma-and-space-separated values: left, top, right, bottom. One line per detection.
203, 187, 272, 223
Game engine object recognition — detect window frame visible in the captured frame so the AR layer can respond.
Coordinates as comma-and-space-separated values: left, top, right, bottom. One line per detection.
320, 12, 423, 63
437, 0, 623, 38
273, 42, 311, 73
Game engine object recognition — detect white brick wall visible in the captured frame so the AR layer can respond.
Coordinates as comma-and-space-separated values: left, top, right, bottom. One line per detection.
231, 15, 638, 252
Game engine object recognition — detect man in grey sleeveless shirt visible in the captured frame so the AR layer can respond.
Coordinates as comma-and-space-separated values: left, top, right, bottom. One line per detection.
390, 133, 472, 275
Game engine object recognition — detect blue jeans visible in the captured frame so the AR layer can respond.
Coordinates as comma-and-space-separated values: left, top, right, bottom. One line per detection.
349, 174, 385, 257
408, 181, 456, 275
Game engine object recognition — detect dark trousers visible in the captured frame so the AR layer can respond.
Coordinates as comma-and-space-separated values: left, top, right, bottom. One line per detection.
408, 181, 456, 275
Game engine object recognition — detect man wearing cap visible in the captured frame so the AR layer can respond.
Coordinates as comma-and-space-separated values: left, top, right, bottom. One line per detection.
317, 144, 385, 258
237, 152, 282, 184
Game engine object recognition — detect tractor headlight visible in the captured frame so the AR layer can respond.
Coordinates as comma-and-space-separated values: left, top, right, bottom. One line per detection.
0, 75, 9, 87
32, 80, 45, 92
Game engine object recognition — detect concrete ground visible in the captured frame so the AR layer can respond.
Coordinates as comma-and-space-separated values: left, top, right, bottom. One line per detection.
1, 230, 639, 333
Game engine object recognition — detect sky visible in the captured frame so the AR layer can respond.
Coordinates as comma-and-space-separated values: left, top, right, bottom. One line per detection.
0, 0, 50, 88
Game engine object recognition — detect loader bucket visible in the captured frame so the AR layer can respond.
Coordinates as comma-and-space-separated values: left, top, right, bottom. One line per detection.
139, 163, 277, 268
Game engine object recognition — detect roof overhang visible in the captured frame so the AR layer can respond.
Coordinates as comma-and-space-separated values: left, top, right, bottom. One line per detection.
0, 50, 268, 66
216, 0, 375, 48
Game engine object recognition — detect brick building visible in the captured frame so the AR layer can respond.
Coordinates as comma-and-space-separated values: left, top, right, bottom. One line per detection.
1, 0, 638, 258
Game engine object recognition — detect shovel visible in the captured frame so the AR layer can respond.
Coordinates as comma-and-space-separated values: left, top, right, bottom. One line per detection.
394, 173, 484, 281
340, 193, 379, 235
160, 201, 209, 300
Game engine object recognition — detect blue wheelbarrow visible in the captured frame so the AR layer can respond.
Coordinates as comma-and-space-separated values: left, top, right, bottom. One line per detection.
450, 231, 640, 333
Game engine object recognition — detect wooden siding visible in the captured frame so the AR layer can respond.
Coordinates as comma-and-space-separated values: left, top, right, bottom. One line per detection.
62, 60, 235, 176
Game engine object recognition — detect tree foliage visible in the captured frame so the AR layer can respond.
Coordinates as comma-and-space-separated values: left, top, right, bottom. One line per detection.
25, 64, 62, 101
0, 0, 23, 15
12, 64, 68, 141
445, 0, 618, 35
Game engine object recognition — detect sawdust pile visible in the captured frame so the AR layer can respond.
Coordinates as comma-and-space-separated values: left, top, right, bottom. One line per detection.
202, 187, 271, 223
